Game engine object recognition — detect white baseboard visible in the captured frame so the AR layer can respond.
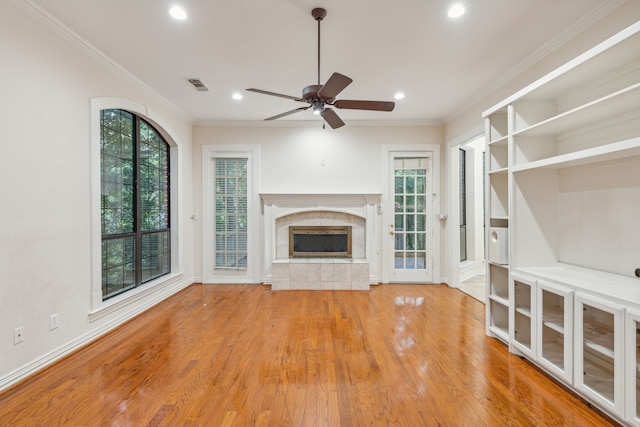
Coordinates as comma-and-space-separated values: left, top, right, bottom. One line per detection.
0, 278, 193, 393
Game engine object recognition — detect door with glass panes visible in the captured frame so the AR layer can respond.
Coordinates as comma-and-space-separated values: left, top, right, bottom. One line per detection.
387, 154, 433, 282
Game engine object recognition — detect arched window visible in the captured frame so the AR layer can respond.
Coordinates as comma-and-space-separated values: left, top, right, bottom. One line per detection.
100, 109, 170, 300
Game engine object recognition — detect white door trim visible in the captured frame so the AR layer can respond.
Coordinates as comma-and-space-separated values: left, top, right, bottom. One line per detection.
381, 144, 440, 284
201, 144, 261, 284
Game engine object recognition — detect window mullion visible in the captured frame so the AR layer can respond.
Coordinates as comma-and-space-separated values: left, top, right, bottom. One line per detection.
134, 117, 142, 287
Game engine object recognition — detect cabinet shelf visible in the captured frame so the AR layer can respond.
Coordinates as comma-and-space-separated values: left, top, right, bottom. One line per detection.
513, 82, 640, 138
584, 327, 615, 359
488, 167, 508, 175
542, 306, 565, 334
488, 135, 508, 147
516, 306, 531, 317
489, 294, 509, 307
512, 137, 640, 173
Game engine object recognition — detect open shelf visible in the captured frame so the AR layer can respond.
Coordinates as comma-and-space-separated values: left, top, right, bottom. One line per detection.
512, 137, 640, 172
488, 263, 509, 300
514, 82, 640, 137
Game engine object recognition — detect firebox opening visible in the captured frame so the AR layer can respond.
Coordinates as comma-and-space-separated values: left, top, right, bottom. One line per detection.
289, 226, 352, 258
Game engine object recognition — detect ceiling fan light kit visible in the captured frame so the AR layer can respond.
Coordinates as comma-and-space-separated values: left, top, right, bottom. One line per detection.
246, 7, 395, 129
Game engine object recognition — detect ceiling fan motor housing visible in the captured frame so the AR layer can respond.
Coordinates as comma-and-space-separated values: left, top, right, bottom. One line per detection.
302, 84, 325, 101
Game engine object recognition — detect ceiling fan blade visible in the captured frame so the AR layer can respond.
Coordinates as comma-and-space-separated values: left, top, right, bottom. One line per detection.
318, 73, 353, 100
334, 100, 395, 111
246, 88, 306, 102
320, 108, 345, 129
264, 106, 310, 121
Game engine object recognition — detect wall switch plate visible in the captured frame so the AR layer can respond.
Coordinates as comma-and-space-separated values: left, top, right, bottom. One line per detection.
14, 327, 24, 345
49, 313, 59, 330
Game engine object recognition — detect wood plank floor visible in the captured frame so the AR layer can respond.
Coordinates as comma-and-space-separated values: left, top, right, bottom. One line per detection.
0, 284, 618, 426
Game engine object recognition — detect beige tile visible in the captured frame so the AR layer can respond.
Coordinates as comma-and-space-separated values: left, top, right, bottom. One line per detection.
333, 264, 351, 282
272, 263, 290, 281
333, 282, 351, 290
290, 264, 308, 282
352, 263, 369, 282
351, 280, 370, 291
320, 263, 334, 282
271, 280, 289, 290
308, 264, 321, 282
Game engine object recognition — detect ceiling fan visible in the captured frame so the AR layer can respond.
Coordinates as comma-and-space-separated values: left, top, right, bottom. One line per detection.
246, 7, 395, 129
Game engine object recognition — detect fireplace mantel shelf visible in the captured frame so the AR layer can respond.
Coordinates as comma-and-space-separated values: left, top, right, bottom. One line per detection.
260, 193, 381, 205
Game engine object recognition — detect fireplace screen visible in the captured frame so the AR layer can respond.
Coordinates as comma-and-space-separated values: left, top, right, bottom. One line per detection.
289, 226, 352, 258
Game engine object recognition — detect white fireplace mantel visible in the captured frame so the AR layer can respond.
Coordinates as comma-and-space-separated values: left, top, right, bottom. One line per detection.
260, 193, 381, 207
259, 193, 381, 286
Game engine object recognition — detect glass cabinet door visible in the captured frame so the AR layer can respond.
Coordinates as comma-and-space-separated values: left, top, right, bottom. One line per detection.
575, 293, 624, 418
627, 309, 640, 426
510, 274, 536, 359
536, 281, 573, 384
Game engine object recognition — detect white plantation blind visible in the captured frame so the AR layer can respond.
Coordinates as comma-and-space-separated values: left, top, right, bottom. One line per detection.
214, 158, 248, 270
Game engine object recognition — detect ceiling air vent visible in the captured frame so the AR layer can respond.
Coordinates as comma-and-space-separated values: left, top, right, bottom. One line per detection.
188, 78, 209, 92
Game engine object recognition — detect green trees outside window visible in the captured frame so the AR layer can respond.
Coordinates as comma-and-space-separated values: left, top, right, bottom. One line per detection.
100, 109, 170, 299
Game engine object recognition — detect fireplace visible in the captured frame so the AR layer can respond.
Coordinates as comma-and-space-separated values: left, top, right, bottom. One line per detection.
260, 193, 381, 289
289, 226, 352, 258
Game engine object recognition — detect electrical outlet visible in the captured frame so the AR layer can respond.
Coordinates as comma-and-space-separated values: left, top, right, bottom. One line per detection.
49, 313, 59, 330
14, 327, 24, 345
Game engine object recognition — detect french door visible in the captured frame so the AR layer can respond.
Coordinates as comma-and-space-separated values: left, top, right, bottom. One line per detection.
387, 153, 433, 282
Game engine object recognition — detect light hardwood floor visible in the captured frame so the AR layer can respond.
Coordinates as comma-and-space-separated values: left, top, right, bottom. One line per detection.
0, 284, 618, 426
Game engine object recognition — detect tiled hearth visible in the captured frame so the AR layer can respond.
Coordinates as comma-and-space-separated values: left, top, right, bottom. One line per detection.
260, 193, 381, 290
272, 259, 370, 290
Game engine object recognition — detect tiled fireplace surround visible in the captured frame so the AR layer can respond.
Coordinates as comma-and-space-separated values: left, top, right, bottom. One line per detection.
260, 193, 381, 290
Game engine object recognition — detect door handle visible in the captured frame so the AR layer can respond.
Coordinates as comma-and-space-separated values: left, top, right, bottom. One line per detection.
390, 231, 395, 235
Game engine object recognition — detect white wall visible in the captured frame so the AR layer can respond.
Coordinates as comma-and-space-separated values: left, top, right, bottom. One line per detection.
0, 2, 194, 389
192, 125, 444, 283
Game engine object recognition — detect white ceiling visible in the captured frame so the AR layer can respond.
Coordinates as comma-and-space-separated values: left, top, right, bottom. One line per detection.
31, 0, 615, 125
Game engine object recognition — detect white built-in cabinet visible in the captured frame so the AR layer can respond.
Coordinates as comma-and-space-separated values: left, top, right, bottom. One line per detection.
626, 309, 640, 426
483, 20, 640, 425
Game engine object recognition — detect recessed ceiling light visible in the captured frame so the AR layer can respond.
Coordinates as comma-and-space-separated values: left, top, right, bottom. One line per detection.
169, 5, 187, 20
232, 92, 243, 100
394, 92, 405, 100
448, 3, 466, 19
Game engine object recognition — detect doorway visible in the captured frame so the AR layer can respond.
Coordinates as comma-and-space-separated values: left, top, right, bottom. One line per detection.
451, 136, 486, 300
385, 152, 433, 283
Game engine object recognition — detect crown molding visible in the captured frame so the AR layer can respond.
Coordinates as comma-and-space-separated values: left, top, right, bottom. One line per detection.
193, 119, 443, 128
9, 0, 194, 124
446, 0, 628, 123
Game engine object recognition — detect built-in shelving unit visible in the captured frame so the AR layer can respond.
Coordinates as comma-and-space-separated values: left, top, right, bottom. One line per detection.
483, 20, 640, 424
